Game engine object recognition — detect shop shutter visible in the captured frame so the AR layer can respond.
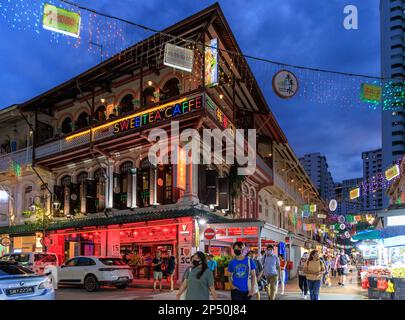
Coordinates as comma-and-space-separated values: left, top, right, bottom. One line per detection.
69, 183, 80, 215
205, 170, 217, 205
85, 179, 97, 213
53, 185, 64, 213
218, 178, 229, 210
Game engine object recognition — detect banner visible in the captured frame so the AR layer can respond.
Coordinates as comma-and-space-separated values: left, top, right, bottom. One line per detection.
164, 43, 194, 72
42, 3, 81, 38
204, 38, 218, 87
385, 164, 400, 181
360, 83, 382, 103
350, 187, 360, 200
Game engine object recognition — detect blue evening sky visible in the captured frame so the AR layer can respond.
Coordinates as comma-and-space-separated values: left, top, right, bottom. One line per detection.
0, 0, 381, 182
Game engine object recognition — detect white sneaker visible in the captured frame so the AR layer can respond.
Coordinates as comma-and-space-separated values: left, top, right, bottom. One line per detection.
300, 291, 304, 297
303, 295, 307, 300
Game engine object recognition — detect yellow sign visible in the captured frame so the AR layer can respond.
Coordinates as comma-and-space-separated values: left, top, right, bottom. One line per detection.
361, 84, 382, 103
310, 204, 316, 213
385, 164, 400, 181
350, 188, 360, 200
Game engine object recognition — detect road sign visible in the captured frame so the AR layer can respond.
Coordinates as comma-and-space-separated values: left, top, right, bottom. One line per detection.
204, 228, 216, 240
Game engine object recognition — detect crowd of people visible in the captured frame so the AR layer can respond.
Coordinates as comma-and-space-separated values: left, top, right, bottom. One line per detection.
122, 243, 353, 300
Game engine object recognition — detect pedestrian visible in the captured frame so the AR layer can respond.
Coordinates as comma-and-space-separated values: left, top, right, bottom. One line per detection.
228, 242, 257, 300
248, 250, 262, 300
322, 256, 332, 287
122, 251, 129, 264
297, 252, 309, 299
303, 250, 325, 300
260, 250, 266, 265
166, 249, 176, 291
335, 249, 350, 286
176, 251, 217, 300
152, 250, 163, 292
278, 254, 286, 295
331, 255, 337, 277
262, 244, 281, 300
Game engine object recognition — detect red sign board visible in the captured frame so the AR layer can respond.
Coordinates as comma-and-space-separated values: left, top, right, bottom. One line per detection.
228, 227, 242, 236
204, 228, 216, 240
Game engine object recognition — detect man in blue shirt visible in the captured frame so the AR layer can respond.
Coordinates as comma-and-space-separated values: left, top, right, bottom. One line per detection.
228, 242, 256, 300
262, 244, 281, 300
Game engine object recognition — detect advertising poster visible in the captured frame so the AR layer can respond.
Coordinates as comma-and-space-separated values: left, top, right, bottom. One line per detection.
204, 38, 218, 87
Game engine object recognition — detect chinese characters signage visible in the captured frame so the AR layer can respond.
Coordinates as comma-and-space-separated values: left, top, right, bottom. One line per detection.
272, 70, 298, 99
42, 4, 81, 38
206, 96, 235, 132
164, 43, 194, 72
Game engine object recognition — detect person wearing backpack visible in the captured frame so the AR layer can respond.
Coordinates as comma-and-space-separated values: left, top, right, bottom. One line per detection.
303, 250, 325, 300
335, 249, 350, 286
228, 242, 257, 300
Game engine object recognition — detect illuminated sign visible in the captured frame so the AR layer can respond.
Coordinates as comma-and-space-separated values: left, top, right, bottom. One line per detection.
350, 187, 360, 200
174, 147, 186, 190
164, 43, 194, 72
113, 95, 202, 134
310, 204, 316, 213
206, 96, 235, 132
329, 199, 337, 212
360, 83, 382, 104
42, 4, 81, 38
387, 215, 405, 227
205, 38, 218, 87
385, 164, 400, 181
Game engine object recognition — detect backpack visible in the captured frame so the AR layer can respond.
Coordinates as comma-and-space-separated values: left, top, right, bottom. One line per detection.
339, 254, 348, 266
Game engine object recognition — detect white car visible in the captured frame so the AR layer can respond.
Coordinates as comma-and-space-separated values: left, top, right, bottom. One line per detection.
2, 253, 59, 275
56, 256, 133, 292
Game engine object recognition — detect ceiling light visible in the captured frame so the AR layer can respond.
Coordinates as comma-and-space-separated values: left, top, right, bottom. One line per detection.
285, 206, 291, 211
219, 94, 224, 99
100, 98, 106, 103
277, 200, 284, 207
147, 80, 153, 86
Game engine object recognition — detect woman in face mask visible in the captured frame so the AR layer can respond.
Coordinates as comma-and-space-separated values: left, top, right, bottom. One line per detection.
176, 251, 218, 300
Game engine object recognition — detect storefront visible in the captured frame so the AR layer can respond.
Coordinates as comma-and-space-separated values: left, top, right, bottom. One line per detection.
8, 233, 43, 253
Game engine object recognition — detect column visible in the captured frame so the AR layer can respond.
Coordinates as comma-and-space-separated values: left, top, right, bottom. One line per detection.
178, 161, 199, 205
105, 160, 114, 209
152, 165, 158, 205
131, 169, 137, 208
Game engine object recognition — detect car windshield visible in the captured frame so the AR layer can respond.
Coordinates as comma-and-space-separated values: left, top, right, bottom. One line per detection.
9, 254, 30, 263
0, 264, 35, 276
99, 258, 127, 266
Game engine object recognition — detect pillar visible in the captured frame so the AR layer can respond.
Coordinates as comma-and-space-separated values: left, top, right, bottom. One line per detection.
131, 169, 137, 208
106, 160, 114, 209
152, 165, 158, 205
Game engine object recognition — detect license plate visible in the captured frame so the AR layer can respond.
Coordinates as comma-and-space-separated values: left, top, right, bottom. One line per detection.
6, 286, 35, 296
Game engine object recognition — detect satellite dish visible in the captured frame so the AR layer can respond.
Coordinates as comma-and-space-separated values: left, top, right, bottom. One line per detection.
329, 199, 337, 212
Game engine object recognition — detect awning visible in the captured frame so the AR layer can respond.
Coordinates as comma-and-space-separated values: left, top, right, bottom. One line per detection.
351, 230, 381, 241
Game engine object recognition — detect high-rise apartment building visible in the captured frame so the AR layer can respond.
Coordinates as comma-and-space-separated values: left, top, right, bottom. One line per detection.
335, 178, 364, 215
299, 153, 336, 202
362, 148, 383, 211
380, 0, 405, 208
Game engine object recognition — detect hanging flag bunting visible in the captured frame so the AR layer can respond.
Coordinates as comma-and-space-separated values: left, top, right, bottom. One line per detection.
360, 83, 382, 103
310, 204, 317, 213
385, 164, 400, 181
350, 187, 360, 200
338, 215, 345, 224
42, 3, 81, 38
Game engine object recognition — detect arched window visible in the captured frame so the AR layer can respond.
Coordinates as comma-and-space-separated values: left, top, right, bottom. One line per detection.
161, 78, 180, 101
61, 175, 71, 187
61, 117, 73, 134
76, 112, 89, 129
95, 105, 106, 122
264, 199, 269, 218
258, 196, 263, 215
77, 171, 88, 184
114, 161, 133, 209
143, 86, 155, 107
120, 94, 134, 114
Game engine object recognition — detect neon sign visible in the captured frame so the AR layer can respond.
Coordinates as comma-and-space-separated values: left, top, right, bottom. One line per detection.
113, 95, 202, 134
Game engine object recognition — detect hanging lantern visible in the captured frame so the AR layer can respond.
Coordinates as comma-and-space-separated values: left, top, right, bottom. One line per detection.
338, 215, 345, 224
339, 223, 346, 230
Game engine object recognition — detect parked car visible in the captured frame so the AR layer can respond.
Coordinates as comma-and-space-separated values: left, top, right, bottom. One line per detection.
1, 252, 59, 275
56, 256, 133, 292
0, 261, 55, 300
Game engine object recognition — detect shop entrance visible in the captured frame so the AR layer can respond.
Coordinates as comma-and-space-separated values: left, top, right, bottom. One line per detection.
64, 234, 101, 261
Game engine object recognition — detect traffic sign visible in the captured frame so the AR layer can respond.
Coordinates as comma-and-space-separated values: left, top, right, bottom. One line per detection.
204, 228, 216, 240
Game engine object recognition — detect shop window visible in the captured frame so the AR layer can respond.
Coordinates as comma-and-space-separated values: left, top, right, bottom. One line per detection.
114, 161, 133, 210
23, 186, 33, 212
95, 105, 106, 122
61, 175, 71, 187
160, 78, 180, 101
76, 112, 89, 130
94, 168, 106, 212
157, 165, 173, 204
143, 86, 156, 107
61, 117, 73, 134
120, 94, 135, 114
